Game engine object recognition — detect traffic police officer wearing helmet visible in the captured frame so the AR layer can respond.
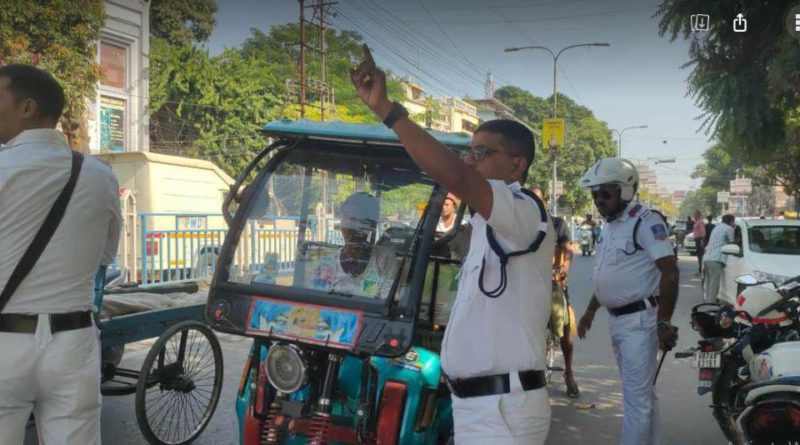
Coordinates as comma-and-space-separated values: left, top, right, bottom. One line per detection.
350, 44, 555, 444
577, 158, 679, 445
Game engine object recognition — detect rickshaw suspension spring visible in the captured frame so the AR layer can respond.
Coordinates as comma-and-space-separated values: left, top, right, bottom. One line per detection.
307, 412, 332, 445
260, 403, 285, 445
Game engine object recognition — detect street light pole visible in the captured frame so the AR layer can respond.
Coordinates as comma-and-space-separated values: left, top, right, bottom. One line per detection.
505, 42, 609, 216
611, 125, 648, 158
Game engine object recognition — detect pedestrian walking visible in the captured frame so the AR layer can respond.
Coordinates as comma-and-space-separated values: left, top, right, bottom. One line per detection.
692, 210, 707, 275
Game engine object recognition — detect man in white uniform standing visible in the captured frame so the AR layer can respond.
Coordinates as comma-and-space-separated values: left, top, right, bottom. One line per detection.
0, 64, 120, 445
577, 158, 679, 445
351, 45, 555, 444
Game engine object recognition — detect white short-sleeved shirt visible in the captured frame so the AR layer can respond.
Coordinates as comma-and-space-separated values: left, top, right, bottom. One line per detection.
441, 180, 555, 379
0, 129, 121, 314
592, 202, 673, 308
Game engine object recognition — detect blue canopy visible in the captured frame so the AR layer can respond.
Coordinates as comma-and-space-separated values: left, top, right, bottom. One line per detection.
262, 119, 472, 148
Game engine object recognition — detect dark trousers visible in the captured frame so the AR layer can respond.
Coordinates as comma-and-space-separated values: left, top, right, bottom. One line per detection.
696, 244, 705, 272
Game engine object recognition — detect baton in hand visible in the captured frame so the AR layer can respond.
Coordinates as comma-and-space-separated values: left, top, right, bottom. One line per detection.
654, 326, 678, 386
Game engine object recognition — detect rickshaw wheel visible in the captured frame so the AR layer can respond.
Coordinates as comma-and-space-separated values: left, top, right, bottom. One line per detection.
134, 321, 224, 445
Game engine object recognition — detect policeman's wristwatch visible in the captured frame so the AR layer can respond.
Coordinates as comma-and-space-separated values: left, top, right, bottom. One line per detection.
657, 321, 673, 332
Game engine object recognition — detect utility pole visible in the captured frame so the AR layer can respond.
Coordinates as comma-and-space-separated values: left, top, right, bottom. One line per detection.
290, 0, 336, 120
505, 43, 609, 216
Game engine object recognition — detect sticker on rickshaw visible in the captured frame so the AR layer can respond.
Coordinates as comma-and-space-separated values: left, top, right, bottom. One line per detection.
246, 297, 363, 349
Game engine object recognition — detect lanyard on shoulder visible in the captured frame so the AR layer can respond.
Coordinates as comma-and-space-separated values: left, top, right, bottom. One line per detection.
478, 188, 548, 298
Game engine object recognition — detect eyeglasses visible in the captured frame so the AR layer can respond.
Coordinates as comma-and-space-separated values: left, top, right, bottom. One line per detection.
590, 185, 619, 201
460, 145, 503, 162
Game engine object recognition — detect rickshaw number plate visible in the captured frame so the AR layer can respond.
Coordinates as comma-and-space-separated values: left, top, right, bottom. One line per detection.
691, 351, 721, 369
246, 297, 363, 350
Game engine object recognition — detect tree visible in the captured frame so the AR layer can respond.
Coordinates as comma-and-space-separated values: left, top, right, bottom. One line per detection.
149, 20, 401, 176
494, 86, 617, 215
150, 0, 217, 47
656, 0, 800, 206
0, 0, 105, 151
678, 190, 711, 219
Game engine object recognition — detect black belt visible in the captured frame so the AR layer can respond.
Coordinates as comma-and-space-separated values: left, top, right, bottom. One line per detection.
608, 296, 658, 317
446, 370, 546, 399
0, 312, 93, 334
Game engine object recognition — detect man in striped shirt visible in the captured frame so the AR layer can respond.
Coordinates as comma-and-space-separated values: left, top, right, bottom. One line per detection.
703, 214, 736, 303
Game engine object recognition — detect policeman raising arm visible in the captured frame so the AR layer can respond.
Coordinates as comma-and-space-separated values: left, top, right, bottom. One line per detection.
576, 158, 679, 445
352, 45, 555, 444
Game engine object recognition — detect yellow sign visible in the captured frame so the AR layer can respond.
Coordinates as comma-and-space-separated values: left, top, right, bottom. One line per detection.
542, 118, 565, 149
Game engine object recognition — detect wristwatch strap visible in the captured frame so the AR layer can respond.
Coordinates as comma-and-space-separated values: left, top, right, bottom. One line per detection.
383, 101, 408, 129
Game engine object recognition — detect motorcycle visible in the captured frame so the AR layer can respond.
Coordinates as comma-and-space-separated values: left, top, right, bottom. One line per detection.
578, 225, 594, 256
677, 273, 800, 444
732, 274, 800, 445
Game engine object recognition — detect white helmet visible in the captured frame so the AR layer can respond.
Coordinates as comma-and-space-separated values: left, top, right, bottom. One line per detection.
580, 157, 639, 202
734, 284, 792, 327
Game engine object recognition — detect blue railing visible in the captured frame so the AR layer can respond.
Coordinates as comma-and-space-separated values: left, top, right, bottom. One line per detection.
138, 213, 341, 285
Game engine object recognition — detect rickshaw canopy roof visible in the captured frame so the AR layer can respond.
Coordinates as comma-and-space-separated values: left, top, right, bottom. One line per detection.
262, 119, 473, 149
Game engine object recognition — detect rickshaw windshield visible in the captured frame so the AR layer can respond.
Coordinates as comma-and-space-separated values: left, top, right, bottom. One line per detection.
226, 142, 435, 305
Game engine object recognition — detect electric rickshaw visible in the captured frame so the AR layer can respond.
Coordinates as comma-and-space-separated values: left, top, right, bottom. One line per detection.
205, 120, 472, 444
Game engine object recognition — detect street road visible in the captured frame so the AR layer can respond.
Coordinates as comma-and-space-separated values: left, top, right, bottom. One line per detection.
27, 253, 730, 444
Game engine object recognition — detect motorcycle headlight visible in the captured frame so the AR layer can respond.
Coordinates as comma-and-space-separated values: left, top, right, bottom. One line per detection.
752, 270, 791, 285
266, 344, 308, 393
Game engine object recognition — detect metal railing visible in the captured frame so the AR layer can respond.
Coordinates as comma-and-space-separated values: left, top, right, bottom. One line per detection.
138, 213, 343, 285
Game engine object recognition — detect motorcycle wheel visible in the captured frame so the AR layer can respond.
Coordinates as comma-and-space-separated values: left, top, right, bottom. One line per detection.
712, 359, 746, 445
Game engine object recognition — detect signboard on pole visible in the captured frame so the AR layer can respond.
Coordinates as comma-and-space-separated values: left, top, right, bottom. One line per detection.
717, 191, 730, 203
542, 118, 565, 149
548, 180, 565, 196
730, 177, 752, 194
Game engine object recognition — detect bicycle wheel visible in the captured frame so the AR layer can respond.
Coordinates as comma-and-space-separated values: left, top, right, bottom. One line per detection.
135, 321, 224, 445
545, 328, 557, 384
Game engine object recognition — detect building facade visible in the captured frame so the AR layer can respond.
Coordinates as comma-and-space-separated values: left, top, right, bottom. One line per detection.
88, 0, 150, 153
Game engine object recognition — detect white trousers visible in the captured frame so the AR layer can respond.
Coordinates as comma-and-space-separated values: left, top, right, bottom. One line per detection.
452, 373, 551, 444
609, 307, 661, 445
0, 316, 101, 445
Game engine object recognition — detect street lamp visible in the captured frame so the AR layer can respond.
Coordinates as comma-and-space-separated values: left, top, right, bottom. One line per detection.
505, 42, 610, 215
611, 125, 648, 158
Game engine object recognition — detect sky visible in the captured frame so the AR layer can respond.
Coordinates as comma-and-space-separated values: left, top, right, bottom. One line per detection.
206, 0, 720, 192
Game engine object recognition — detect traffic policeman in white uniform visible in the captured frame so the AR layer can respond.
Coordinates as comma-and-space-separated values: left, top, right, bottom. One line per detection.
0, 65, 120, 444
351, 45, 555, 444
577, 158, 679, 445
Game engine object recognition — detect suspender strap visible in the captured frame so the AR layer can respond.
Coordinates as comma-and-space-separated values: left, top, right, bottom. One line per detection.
0, 151, 84, 312
479, 189, 548, 298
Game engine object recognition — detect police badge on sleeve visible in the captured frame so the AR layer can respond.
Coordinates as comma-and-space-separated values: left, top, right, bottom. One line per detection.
651, 223, 668, 240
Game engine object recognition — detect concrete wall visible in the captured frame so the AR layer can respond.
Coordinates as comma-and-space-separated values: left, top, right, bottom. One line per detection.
88, 0, 150, 153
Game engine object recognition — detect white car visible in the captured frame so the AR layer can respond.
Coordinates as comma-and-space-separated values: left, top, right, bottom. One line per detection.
684, 231, 697, 255
716, 219, 800, 305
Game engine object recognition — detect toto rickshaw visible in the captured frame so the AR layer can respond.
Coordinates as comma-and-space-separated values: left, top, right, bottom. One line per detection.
206, 120, 472, 444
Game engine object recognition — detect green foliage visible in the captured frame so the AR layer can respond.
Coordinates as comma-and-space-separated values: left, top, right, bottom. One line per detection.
149, 21, 402, 176
656, 0, 800, 203
494, 86, 617, 215
678, 190, 710, 218
0, 0, 105, 150
150, 0, 217, 47
149, 40, 283, 173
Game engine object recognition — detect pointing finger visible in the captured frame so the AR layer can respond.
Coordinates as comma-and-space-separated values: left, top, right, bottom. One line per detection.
362, 44, 375, 67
